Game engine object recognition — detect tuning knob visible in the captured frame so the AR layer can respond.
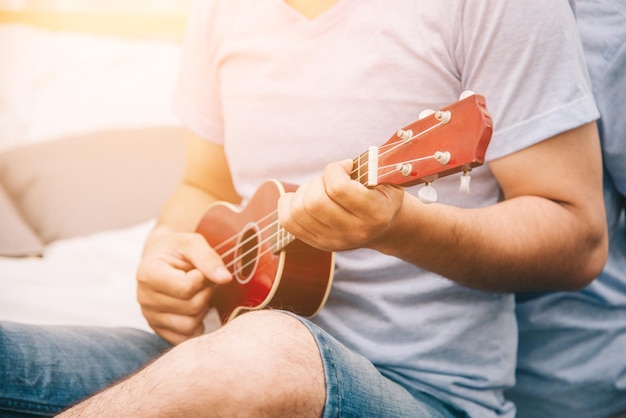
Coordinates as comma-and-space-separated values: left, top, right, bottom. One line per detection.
396, 163, 414, 177
418, 183, 438, 204
396, 129, 413, 141
419, 109, 435, 120
435, 110, 451, 124
460, 171, 471, 194
459, 90, 476, 100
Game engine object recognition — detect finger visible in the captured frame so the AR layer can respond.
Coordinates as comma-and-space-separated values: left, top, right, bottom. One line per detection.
322, 161, 368, 212
324, 161, 405, 220
144, 309, 209, 344
279, 186, 352, 251
337, 158, 356, 176
152, 328, 187, 346
294, 179, 336, 229
178, 232, 233, 285
300, 172, 365, 232
137, 257, 213, 300
137, 282, 214, 317
137, 232, 232, 295
152, 324, 205, 346
278, 183, 328, 241
148, 310, 209, 336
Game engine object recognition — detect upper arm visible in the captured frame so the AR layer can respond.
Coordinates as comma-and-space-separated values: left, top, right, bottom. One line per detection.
489, 122, 603, 210
488, 121, 608, 284
183, 131, 241, 205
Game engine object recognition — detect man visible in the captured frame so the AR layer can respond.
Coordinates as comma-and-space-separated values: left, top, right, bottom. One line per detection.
0, 1, 607, 417
507, 0, 626, 416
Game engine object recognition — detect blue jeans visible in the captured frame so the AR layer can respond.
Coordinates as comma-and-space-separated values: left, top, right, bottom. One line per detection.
294, 315, 467, 418
0, 322, 171, 417
0, 316, 465, 417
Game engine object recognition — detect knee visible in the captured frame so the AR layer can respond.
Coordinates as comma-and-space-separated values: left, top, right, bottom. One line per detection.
191, 310, 321, 371
173, 311, 326, 415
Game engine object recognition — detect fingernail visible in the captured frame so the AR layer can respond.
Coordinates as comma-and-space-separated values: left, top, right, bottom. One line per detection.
214, 266, 232, 282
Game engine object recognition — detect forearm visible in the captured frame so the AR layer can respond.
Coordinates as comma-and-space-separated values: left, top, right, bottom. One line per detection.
142, 132, 241, 251
145, 134, 242, 254
157, 183, 218, 232
142, 182, 222, 256
133, 135, 237, 344
374, 193, 608, 293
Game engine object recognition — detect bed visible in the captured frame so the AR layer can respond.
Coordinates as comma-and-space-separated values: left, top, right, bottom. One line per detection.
0, 8, 198, 332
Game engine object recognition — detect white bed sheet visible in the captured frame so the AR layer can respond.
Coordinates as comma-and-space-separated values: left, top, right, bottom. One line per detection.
0, 221, 154, 330
0, 221, 222, 332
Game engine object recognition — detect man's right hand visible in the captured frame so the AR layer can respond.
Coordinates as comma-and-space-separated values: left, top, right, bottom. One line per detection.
136, 227, 232, 345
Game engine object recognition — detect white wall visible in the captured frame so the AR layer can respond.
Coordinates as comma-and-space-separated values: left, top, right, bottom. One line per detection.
0, 0, 191, 13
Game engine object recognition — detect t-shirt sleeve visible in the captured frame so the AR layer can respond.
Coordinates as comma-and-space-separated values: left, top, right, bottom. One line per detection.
578, 0, 626, 198
170, 0, 225, 143
454, 0, 600, 161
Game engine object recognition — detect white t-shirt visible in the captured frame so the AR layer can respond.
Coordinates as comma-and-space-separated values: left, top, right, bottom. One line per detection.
171, 1, 598, 416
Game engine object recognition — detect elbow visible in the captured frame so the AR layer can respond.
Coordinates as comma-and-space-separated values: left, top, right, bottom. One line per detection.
566, 219, 609, 290
582, 233, 609, 287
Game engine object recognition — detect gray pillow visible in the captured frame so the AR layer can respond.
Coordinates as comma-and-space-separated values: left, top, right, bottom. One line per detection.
0, 126, 186, 247
0, 184, 44, 257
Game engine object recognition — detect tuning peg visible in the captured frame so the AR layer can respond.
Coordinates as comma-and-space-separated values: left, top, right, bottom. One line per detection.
396, 129, 413, 141
418, 182, 438, 204
419, 109, 435, 120
459, 90, 476, 100
396, 163, 414, 177
434, 151, 451, 165
460, 171, 471, 194
435, 110, 451, 124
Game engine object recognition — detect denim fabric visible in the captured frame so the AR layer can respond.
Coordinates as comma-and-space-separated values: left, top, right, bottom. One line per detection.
0, 322, 171, 417
293, 315, 468, 418
0, 317, 467, 418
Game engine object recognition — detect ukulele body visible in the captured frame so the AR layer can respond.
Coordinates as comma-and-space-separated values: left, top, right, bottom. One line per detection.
196, 179, 335, 325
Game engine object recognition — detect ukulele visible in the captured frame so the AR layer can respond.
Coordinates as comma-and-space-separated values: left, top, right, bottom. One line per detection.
196, 91, 493, 325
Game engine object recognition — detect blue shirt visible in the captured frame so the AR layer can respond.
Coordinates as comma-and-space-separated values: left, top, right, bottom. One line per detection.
508, 1, 626, 417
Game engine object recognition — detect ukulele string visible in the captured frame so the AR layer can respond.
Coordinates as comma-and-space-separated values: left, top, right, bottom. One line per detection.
212, 209, 277, 255
213, 210, 282, 263
352, 152, 444, 184
225, 142, 438, 273
367, 153, 445, 183
221, 218, 291, 274
224, 236, 276, 274
350, 121, 443, 184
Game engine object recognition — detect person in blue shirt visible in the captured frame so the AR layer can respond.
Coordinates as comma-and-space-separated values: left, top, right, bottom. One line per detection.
507, 1, 626, 417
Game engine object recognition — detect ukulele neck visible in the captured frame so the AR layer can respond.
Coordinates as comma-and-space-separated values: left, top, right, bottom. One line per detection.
351, 146, 379, 187
274, 223, 296, 253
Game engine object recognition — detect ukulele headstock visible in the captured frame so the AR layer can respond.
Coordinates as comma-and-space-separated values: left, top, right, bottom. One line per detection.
351, 91, 493, 198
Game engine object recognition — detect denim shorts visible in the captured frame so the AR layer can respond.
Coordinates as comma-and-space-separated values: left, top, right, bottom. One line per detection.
0, 321, 172, 417
0, 316, 464, 417
290, 314, 465, 418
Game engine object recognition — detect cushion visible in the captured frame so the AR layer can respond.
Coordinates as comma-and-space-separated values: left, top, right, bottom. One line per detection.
0, 126, 186, 246
0, 184, 44, 257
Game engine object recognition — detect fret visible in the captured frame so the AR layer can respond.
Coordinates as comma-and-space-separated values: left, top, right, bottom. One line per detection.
272, 225, 296, 254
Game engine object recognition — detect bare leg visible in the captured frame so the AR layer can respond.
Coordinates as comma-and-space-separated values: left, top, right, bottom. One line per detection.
58, 311, 326, 417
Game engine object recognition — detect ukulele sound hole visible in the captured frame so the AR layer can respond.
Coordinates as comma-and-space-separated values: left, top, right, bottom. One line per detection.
235, 224, 260, 285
